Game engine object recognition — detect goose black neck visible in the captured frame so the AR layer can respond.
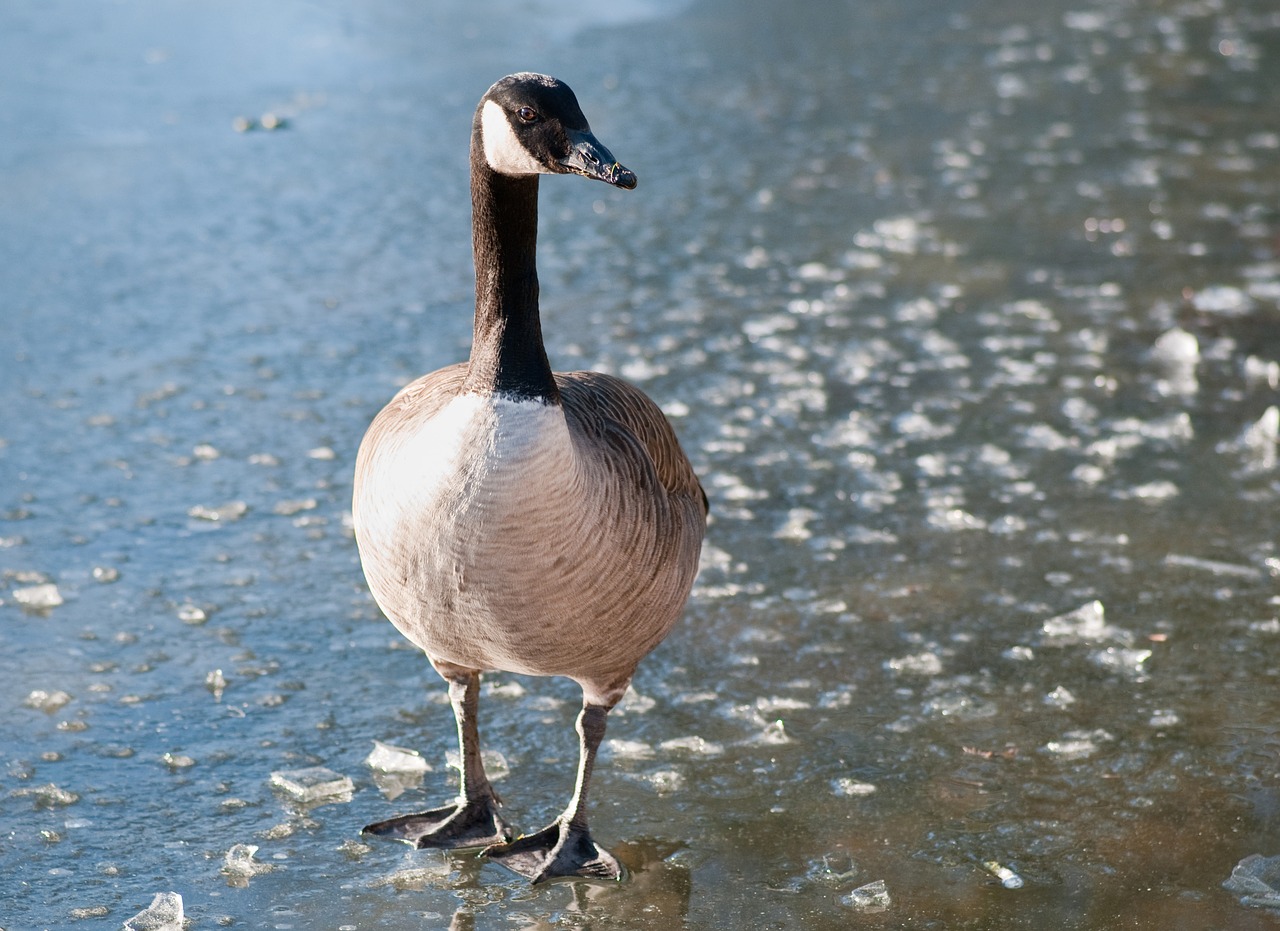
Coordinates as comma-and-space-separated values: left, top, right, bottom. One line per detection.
462, 150, 560, 403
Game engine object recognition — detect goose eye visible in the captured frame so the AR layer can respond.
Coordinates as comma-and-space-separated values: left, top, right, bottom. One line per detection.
516, 106, 538, 123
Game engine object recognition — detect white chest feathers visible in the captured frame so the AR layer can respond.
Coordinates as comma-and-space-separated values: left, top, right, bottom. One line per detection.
363, 392, 575, 531
480, 99, 547, 177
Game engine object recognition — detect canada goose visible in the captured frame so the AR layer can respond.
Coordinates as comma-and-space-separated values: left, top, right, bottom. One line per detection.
353, 73, 706, 883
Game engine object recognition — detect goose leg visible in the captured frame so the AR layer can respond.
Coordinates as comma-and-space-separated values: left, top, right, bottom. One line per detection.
483, 702, 621, 883
362, 670, 512, 849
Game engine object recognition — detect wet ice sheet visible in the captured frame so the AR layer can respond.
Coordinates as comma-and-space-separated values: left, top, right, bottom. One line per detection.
3, 0, 1280, 928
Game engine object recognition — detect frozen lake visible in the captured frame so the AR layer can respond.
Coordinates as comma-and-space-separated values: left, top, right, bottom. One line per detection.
3, 0, 1280, 927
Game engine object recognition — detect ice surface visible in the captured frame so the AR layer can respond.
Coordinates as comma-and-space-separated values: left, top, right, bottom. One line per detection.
122, 892, 184, 931
12, 583, 63, 609
1224, 854, 1280, 910
269, 767, 354, 803
365, 740, 430, 774
843, 878, 891, 911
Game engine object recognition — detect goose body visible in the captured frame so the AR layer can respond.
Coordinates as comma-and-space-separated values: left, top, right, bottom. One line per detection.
353, 73, 705, 882
355, 368, 703, 699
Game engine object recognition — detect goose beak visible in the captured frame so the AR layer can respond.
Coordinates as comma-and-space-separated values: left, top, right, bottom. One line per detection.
559, 129, 637, 189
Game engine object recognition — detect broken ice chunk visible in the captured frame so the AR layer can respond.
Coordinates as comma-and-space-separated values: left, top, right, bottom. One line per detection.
1240, 406, 1278, 472
1040, 601, 1131, 646
123, 892, 184, 931
843, 879, 891, 911
831, 777, 877, 797
1043, 686, 1076, 709
273, 498, 317, 516
1224, 854, 1280, 910
176, 603, 207, 625
1164, 553, 1263, 579
365, 740, 430, 774
161, 752, 195, 771
983, 860, 1024, 889
774, 507, 817, 541
1091, 646, 1152, 677
12, 583, 63, 609
269, 767, 354, 804
657, 735, 724, 756
604, 738, 655, 760
24, 689, 72, 713
1244, 355, 1280, 389
188, 501, 248, 522
13, 783, 79, 807
1152, 327, 1199, 396
1190, 285, 1253, 316
444, 748, 508, 781
222, 843, 274, 881
1044, 728, 1114, 760
884, 651, 943, 676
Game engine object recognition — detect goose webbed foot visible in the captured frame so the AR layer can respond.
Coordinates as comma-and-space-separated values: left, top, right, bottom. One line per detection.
362, 796, 511, 850
483, 820, 622, 883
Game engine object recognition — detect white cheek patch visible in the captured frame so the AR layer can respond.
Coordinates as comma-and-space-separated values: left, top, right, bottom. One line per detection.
481, 99, 548, 177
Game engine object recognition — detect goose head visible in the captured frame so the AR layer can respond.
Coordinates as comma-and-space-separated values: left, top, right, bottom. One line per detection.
476, 73, 637, 190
